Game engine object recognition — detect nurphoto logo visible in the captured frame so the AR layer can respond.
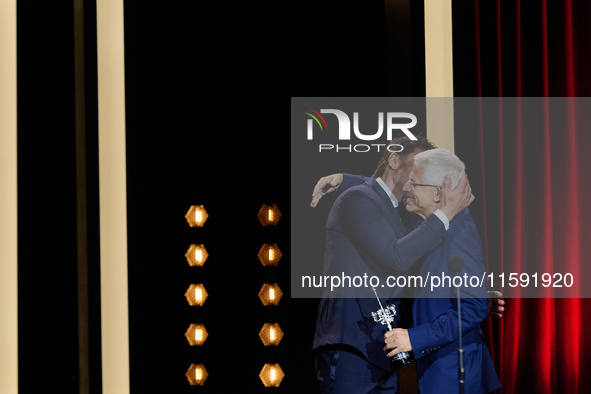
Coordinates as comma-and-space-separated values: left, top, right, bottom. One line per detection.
303, 108, 417, 153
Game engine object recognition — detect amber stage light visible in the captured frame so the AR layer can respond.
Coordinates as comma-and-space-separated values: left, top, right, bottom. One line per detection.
258, 283, 283, 306
184, 284, 208, 306
257, 204, 281, 226
185, 323, 208, 346
185, 205, 208, 227
258, 323, 284, 346
259, 363, 285, 387
185, 363, 208, 386
258, 244, 282, 266
185, 244, 208, 266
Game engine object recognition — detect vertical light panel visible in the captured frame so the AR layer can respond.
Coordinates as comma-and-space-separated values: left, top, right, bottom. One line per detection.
0, 1, 18, 393
258, 205, 284, 387
185, 207, 209, 386
97, 0, 130, 393
424, 0, 455, 152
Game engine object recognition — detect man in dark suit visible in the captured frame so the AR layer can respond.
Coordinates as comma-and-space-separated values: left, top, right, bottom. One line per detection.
313, 137, 475, 393
383, 149, 501, 393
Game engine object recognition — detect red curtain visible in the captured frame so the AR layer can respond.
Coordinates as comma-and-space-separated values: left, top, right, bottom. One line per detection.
453, 1, 591, 393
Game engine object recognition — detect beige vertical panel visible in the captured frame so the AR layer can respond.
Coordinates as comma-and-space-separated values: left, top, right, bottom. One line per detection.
97, 0, 130, 393
424, 0, 455, 152
0, 1, 18, 393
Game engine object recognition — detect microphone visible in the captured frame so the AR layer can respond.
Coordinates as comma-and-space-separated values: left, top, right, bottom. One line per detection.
447, 255, 465, 394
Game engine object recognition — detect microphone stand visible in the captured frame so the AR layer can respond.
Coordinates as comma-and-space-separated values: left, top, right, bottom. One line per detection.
448, 255, 465, 394
456, 285, 464, 394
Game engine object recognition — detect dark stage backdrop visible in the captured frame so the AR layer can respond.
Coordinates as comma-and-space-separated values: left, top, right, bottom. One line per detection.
123, 3, 308, 393
17, 1, 591, 393
15, 1, 313, 393
453, 1, 591, 393
17, 2, 95, 393
14, 0, 410, 392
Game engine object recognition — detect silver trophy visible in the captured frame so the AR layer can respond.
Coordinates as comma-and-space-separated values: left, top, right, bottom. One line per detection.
371, 287, 415, 370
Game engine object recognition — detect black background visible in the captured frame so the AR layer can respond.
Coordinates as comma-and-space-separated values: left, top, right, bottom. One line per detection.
16, 1, 423, 393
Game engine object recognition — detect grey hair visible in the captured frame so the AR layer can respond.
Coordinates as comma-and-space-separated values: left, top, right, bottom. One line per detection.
413, 149, 465, 189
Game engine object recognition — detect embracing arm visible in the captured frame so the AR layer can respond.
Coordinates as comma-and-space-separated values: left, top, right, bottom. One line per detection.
310, 173, 368, 207
339, 190, 447, 273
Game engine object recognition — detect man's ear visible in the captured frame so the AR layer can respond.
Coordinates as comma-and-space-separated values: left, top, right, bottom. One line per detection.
387, 153, 401, 170
434, 188, 441, 203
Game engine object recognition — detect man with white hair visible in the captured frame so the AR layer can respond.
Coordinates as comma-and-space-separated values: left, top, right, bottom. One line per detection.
312, 137, 475, 394
383, 149, 501, 393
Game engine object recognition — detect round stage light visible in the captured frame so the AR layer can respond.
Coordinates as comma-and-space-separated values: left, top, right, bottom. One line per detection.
185, 244, 208, 266
258, 204, 281, 226
185, 205, 208, 227
185, 363, 208, 386
259, 363, 285, 387
259, 323, 284, 346
184, 284, 208, 306
258, 283, 283, 306
258, 244, 282, 266
185, 323, 208, 346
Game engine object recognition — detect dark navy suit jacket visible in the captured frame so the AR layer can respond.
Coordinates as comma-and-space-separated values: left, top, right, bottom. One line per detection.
313, 176, 447, 371
408, 209, 501, 393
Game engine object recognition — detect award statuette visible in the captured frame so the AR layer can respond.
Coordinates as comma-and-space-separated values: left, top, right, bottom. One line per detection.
371, 287, 416, 370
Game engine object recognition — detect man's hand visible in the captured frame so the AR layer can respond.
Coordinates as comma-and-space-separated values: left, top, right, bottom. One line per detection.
310, 173, 343, 207
383, 328, 412, 357
488, 291, 505, 318
439, 172, 475, 221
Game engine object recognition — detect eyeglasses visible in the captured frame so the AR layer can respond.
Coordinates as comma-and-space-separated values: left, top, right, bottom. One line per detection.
407, 179, 440, 189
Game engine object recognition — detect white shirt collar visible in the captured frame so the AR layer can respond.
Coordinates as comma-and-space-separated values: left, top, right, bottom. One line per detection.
376, 177, 399, 208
